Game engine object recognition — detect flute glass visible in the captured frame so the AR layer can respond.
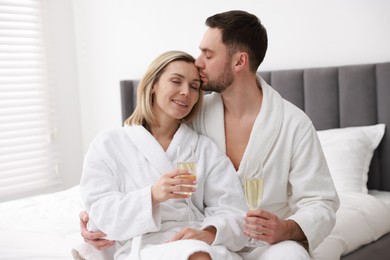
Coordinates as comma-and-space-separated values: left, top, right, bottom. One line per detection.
176, 145, 197, 227
244, 161, 266, 247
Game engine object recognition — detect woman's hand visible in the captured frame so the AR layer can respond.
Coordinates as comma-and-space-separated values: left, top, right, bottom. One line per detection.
169, 226, 216, 245
151, 169, 196, 206
79, 211, 115, 250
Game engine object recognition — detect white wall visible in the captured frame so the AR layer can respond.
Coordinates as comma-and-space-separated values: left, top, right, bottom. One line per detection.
59, 0, 390, 186
44, 0, 83, 188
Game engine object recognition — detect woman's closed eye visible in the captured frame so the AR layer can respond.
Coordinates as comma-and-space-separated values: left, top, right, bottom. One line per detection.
190, 83, 200, 90
172, 79, 181, 84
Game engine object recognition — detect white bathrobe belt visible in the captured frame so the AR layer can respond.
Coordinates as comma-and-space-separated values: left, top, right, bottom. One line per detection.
128, 235, 143, 260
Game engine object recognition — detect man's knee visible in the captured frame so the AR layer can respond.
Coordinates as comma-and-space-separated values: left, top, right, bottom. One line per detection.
261, 240, 309, 260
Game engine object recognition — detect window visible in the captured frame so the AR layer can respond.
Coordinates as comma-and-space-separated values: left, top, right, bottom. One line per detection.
0, 0, 61, 202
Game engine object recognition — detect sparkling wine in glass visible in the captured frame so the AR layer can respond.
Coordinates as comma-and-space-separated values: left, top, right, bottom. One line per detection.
244, 161, 266, 247
176, 145, 197, 227
245, 176, 264, 211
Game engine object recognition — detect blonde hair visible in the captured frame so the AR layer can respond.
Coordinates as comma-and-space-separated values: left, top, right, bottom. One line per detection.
124, 51, 203, 127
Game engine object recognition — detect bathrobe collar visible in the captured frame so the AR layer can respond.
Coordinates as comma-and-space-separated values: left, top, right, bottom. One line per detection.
203, 76, 284, 179
124, 123, 198, 174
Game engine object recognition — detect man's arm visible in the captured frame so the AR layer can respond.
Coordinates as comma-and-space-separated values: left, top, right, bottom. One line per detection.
286, 124, 339, 252
286, 219, 306, 242
79, 211, 115, 250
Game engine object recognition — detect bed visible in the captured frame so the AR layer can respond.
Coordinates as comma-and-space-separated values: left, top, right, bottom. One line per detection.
0, 62, 389, 260
119, 62, 390, 259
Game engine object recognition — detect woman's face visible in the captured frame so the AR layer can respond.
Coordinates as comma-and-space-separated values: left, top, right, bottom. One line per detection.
152, 60, 201, 124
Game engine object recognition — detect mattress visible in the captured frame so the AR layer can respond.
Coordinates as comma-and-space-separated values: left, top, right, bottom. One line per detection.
0, 186, 83, 260
0, 186, 389, 260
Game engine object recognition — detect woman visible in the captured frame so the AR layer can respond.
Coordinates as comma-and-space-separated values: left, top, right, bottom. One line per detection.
79, 51, 248, 260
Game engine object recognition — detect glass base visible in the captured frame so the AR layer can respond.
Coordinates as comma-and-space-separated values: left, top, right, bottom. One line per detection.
246, 238, 268, 247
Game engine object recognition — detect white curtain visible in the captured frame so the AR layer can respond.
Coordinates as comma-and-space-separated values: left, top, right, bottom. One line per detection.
0, 0, 62, 202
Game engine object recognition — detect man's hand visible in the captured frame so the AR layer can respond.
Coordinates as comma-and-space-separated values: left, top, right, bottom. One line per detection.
244, 209, 306, 244
169, 226, 216, 245
79, 211, 115, 250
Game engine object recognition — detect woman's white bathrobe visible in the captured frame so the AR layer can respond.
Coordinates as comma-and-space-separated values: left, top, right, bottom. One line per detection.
192, 77, 340, 254
80, 123, 248, 260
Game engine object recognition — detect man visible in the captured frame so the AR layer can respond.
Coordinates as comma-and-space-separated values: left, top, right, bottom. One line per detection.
79, 10, 339, 259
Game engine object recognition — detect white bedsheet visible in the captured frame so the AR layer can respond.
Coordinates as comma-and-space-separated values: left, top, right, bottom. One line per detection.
313, 191, 390, 260
369, 189, 390, 208
0, 186, 83, 260
1, 186, 390, 260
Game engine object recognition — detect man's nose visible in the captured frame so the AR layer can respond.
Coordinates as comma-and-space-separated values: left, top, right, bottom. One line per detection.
195, 56, 203, 69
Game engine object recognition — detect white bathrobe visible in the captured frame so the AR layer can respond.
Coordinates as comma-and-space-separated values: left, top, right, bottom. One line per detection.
80, 123, 248, 260
192, 77, 340, 254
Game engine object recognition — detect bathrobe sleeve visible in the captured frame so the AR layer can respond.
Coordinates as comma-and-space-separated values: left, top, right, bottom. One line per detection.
195, 136, 249, 251
80, 130, 160, 241
287, 122, 339, 252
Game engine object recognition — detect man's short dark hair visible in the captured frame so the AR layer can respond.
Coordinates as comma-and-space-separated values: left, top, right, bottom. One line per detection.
206, 10, 268, 72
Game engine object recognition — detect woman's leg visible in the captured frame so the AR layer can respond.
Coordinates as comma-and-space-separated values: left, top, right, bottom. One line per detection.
188, 251, 212, 260
139, 240, 213, 260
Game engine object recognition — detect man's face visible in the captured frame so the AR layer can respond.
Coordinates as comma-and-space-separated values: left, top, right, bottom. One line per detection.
195, 28, 233, 93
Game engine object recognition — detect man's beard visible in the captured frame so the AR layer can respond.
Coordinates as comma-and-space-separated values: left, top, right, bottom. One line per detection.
201, 62, 233, 93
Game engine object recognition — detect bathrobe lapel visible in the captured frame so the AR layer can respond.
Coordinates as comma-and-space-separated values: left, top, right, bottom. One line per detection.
165, 124, 199, 161
202, 77, 284, 180
124, 124, 198, 174
238, 77, 285, 179
125, 125, 174, 174
202, 94, 226, 154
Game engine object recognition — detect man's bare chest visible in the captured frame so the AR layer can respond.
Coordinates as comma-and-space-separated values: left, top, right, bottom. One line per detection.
225, 119, 254, 170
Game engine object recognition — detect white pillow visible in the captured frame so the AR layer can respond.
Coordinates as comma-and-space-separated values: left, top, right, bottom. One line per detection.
317, 124, 385, 193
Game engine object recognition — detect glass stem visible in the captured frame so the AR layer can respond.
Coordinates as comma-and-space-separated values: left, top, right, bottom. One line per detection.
187, 197, 193, 227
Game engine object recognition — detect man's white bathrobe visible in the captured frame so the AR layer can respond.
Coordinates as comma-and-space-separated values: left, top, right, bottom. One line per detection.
192, 77, 340, 255
80, 123, 248, 260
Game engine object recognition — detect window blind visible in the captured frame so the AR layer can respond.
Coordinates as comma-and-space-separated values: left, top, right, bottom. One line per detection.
0, 0, 62, 202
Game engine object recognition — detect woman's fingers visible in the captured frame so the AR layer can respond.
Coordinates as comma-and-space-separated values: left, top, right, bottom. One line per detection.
152, 169, 196, 203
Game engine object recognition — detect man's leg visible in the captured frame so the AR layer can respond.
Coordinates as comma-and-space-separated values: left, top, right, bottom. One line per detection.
240, 241, 310, 260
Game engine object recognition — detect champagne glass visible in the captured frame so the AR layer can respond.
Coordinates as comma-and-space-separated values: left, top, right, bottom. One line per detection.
244, 161, 266, 247
176, 145, 197, 227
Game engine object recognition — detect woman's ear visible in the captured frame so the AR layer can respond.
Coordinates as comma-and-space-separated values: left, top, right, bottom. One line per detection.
151, 83, 157, 94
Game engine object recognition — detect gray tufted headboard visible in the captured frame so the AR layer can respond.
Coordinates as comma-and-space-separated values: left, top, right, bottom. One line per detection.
120, 62, 390, 192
